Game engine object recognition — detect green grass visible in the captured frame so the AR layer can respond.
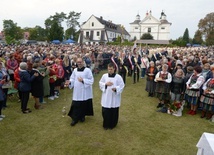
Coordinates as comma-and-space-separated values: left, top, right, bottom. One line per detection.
0, 70, 214, 155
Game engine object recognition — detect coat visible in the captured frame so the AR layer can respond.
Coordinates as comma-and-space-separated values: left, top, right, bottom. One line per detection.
19, 69, 35, 92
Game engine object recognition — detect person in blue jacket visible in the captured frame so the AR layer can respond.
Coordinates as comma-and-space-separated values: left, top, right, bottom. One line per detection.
19, 62, 38, 114
0, 71, 6, 121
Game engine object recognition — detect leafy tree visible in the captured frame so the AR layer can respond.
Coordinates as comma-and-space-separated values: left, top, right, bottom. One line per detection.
182, 28, 189, 43
206, 30, 214, 45
23, 26, 47, 41
140, 33, 153, 39
3, 20, 23, 43
198, 12, 214, 45
49, 21, 64, 41
45, 11, 81, 41
172, 37, 186, 47
65, 11, 81, 41
192, 30, 203, 44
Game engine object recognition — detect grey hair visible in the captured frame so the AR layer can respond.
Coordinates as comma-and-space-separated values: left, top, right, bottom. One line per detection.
19, 62, 27, 70
162, 64, 168, 70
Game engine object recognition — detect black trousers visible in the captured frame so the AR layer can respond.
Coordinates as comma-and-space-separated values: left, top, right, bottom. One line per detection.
68, 101, 86, 122
2, 88, 8, 107
0, 101, 3, 115
102, 107, 119, 129
133, 66, 140, 83
49, 82, 55, 96
119, 72, 126, 84
21, 91, 30, 111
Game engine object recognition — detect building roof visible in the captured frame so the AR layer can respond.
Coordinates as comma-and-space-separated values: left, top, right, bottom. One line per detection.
130, 20, 141, 24
160, 19, 172, 25
136, 40, 169, 44
94, 16, 130, 36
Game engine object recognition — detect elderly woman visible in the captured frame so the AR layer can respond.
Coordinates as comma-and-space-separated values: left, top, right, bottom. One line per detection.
170, 69, 185, 103
7, 55, 18, 81
62, 54, 71, 81
185, 66, 205, 115
200, 64, 214, 119
30, 62, 44, 109
19, 62, 38, 113
155, 64, 172, 108
0, 70, 6, 121
145, 61, 158, 97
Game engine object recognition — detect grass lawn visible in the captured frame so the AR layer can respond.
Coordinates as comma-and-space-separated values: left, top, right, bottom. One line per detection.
0, 70, 214, 155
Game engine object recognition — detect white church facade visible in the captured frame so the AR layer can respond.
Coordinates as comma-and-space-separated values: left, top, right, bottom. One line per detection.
78, 15, 130, 44
129, 11, 172, 40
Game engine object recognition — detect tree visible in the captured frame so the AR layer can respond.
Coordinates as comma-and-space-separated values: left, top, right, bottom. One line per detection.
49, 21, 64, 41
198, 12, 214, 45
182, 28, 189, 43
65, 11, 81, 41
45, 12, 66, 41
192, 30, 203, 44
206, 30, 214, 45
3, 19, 23, 43
172, 37, 186, 47
140, 33, 153, 39
45, 11, 81, 41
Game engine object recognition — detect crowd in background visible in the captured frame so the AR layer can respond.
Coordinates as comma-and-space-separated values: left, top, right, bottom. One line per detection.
0, 43, 213, 120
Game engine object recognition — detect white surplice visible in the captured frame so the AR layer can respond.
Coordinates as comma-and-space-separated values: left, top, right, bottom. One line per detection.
99, 73, 125, 108
69, 68, 94, 101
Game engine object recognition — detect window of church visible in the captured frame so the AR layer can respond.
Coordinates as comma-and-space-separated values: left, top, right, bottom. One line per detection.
92, 22, 94, 27
86, 32, 89, 38
148, 28, 151, 33
161, 27, 165, 30
135, 27, 138, 29
97, 31, 100, 36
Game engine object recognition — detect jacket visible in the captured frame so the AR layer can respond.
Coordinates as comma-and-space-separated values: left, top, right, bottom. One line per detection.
19, 69, 35, 92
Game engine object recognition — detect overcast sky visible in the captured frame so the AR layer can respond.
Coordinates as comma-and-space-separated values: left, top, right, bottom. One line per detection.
0, 0, 213, 39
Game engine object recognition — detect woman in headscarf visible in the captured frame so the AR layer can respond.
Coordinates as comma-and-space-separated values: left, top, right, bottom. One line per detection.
185, 66, 205, 115
155, 64, 172, 108
170, 69, 185, 103
200, 64, 214, 119
145, 61, 158, 97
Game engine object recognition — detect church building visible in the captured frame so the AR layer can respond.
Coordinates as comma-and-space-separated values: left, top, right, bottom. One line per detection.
129, 11, 172, 40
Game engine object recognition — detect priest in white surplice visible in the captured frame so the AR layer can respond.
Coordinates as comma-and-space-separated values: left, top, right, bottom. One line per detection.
99, 63, 125, 130
66, 57, 94, 126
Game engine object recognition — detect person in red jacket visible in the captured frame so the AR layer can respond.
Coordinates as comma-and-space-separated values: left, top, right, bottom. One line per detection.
7, 55, 18, 81
48, 61, 57, 100
14, 67, 22, 101
53, 59, 64, 98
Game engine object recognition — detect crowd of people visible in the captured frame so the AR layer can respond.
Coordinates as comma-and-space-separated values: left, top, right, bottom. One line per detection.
0, 43, 213, 125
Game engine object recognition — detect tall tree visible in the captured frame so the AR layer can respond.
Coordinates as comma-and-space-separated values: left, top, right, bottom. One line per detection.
198, 12, 214, 45
206, 30, 214, 45
25, 26, 47, 41
49, 21, 64, 41
65, 11, 81, 40
3, 19, 23, 44
182, 28, 189, 43
45, 12, 66, 41
192, 30, 203, 44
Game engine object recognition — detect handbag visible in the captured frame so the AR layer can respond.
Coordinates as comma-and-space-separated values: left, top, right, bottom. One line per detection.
8, 69, 14, 74
2, 80, 12, 89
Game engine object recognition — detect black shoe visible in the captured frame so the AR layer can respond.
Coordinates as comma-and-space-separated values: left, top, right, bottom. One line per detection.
80, 117, 85, 122
22, 110, 32, 114
71, 120, 78, 126
157, 103, 163, 108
